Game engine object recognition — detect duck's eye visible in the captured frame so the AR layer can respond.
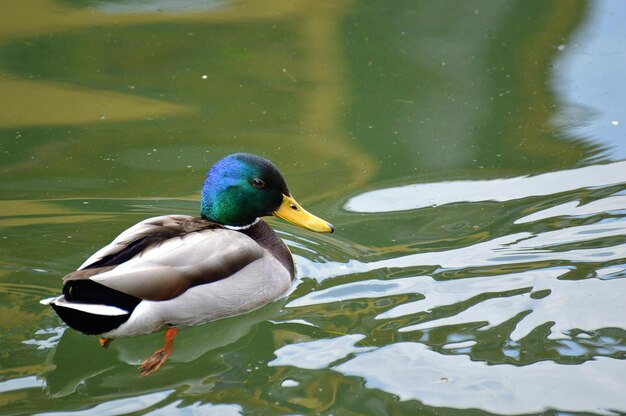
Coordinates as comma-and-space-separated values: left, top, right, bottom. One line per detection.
251, 178, 266, 189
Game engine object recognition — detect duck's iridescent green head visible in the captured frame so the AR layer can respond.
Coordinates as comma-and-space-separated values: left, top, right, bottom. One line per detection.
201, 153, 333, 232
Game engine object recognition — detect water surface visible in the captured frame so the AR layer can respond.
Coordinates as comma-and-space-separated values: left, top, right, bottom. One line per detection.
1, 0, 625, 414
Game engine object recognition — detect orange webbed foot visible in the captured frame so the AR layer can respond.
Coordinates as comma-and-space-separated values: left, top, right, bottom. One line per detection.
139, 348, 169, 377
138, 327, 178, 377
99, 337, 113, 348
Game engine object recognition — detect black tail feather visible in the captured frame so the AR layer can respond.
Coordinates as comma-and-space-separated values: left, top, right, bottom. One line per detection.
64, 280, 141, 312
51, 304, 131, 335
53, 280, 142, 335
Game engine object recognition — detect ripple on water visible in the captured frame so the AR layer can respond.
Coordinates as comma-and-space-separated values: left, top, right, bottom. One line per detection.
11, 163, 626, 415
344, 160, 626, 213
333, 342, 626, 414
280, 162, 626, 414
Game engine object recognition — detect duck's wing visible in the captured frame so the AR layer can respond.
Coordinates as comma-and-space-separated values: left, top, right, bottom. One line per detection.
65, 216, 265, 302
76, 215, 210, 271
89, 229, 264, 301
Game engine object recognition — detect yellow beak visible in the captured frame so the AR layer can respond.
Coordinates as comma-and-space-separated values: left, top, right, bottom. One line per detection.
273, 194, 334, 233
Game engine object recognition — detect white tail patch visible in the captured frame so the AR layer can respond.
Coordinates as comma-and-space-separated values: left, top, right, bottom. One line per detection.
40, 297, 56, 305
41, 296, 129, 316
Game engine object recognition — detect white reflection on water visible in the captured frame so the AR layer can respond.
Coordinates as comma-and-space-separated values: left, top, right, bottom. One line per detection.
35, 390, 174, 416
145, 401, 243, 416
269, 334, 374, 370
22, 327, 66, 350
0, 376, 45, 394
289, 268, 626, 341
554, 0, 626, 158
286, 159, 626, 414
298, 222, 626, 280
515, 194, 626, 224
596, 264, 626, 280
396, 274, 626, 339
334, 342, 626, 415
344, 160, 626, 213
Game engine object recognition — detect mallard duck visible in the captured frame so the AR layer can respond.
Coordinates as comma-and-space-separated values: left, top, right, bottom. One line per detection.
41, 153, 333, 376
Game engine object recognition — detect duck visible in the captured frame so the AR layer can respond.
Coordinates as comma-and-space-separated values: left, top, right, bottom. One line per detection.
41, 153, 333, 376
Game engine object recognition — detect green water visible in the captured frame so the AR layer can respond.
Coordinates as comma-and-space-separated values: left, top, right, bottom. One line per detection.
1, 0, 626, 414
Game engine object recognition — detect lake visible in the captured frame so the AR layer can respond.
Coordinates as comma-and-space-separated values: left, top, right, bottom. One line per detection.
1, 0, 625, 414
